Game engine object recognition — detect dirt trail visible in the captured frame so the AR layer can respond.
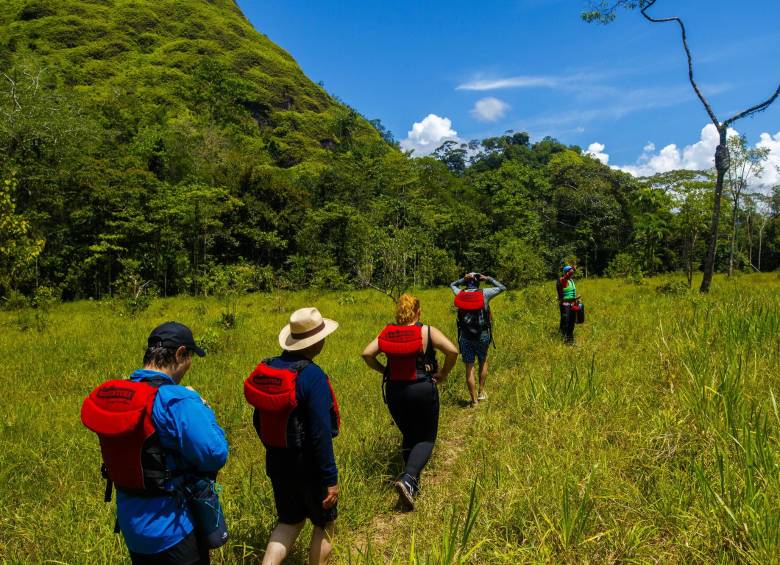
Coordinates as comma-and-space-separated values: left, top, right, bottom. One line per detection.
350, 400, 476, 560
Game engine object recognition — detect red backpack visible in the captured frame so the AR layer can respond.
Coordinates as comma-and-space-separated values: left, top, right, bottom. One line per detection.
454, 290, 492, 341
244, 360, 340, 448
378, 324, 424, 382
454, 289, 485, 311
81, 377, 173, 499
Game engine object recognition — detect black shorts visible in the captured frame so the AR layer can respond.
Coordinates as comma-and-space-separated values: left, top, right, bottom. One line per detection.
266, 450, 337, 528
129, 530, 209, 565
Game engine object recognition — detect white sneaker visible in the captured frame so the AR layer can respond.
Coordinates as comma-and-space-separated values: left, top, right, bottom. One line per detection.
478, 392, 487, 401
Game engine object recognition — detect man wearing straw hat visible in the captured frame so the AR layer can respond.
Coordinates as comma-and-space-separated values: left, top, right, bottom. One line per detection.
245, 307, 340, 565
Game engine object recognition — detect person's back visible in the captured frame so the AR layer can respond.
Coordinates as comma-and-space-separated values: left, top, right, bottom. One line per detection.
450, 273, 506, 405
260, 351, 340, 490
117, 373, 228, 555
245, 307, 340, 565
362, 294, 458, 510
82, 322, 228, 564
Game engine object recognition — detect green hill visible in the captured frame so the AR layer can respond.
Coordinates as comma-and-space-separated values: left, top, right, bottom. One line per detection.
0, 0, 387, 298
0, 0, 377, 169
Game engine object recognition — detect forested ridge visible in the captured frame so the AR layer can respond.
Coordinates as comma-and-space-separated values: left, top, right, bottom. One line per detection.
1, 0, 779, 304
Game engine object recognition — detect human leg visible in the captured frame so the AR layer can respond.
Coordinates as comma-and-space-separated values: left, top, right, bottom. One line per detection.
308, 522, 335, 565
478, 358, 488, 399
263, 522, 305, 565
265, 452, 309, 564
565, 306, 575, 344
459, 337, 478, 404
402, 382, 440, 480
476, 334, 490, 399
559, 304, 567, 336
386, 386, 413, 464
388, 381, 440, 509
465, 363, 477, 404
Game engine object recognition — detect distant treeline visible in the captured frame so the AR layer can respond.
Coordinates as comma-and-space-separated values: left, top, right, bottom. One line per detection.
1, 1, 779, 302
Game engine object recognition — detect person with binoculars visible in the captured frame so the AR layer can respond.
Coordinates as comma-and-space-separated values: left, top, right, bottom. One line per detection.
450, 272, 506, 407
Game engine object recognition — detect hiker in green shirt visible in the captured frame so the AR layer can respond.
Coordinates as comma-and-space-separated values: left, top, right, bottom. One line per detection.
556, 265, 579, 344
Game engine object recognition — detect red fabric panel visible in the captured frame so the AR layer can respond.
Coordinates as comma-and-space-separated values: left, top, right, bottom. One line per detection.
378, 325, 423, 381
454, 290, 485, 311
81, 380, 157, 491
244, 363, 298, 448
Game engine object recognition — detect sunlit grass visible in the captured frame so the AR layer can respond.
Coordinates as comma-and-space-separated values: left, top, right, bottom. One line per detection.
1, 273, 779, 562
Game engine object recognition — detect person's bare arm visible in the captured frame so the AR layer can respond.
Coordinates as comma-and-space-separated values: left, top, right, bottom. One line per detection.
361, 338, 385, 374
428, 326, 458, 384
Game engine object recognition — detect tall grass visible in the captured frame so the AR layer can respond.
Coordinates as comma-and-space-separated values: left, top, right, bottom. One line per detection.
1, 273, 780, 562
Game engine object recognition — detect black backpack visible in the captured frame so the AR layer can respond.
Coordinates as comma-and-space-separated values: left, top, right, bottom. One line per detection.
454, 290, 492, 341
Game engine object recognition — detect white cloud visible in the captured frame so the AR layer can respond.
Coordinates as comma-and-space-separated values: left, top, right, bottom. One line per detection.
585, 142, 609, 164
399, 114, 460, 155
457, 75, 559, 91
615, 124, 780, 188
756, 131, 780, 187
471, 97, 510, 122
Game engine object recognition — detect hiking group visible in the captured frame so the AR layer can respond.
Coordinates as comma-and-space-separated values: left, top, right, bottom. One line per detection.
81, 267, 583, 564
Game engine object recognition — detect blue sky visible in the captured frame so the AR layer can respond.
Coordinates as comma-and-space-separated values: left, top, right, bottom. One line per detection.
237, 0, 780, 180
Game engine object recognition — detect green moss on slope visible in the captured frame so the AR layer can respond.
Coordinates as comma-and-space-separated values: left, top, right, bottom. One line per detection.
0, 0, 379, 170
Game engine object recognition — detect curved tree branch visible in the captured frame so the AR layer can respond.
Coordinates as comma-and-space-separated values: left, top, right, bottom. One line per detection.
639, 0, 720, 128
724, 84, 780, 127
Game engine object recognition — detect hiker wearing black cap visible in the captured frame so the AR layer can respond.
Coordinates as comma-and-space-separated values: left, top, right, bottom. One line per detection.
451, 272, 506, 407
243, 307, 341, 565
361, 294, 458, 511
81, 322, 228, 564
557, 265, 580, 344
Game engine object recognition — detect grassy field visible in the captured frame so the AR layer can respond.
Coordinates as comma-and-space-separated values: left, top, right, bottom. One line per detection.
2, 273, 780, 563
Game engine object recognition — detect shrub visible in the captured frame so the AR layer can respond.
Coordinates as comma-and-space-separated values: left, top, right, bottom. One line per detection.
197, 327, 224, 354
29, 285, 60, 331
496, 238, 546, 289
606, 253, 644, 284
114, 259, 156, 316
418, 248, 459, 287
657, 280, 689, 296
3, 290, 31, 330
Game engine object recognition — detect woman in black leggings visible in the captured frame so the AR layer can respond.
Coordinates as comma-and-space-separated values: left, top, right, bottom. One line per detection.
362, 294, 458, 510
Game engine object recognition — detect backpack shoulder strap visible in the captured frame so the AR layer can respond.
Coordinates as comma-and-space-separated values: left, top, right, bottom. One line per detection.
289, 359, 312, 373
136, 375, 174, 389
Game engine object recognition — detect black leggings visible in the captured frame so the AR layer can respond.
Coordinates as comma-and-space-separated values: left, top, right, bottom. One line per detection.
559, 304, 575, 342
386, 379, 440, 481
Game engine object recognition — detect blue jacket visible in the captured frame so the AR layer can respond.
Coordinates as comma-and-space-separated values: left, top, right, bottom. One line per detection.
116, 370, 229, 555
266, 352, 339, 486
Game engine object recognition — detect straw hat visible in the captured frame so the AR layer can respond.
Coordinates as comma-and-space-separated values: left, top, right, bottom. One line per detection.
278, 307, 339, 351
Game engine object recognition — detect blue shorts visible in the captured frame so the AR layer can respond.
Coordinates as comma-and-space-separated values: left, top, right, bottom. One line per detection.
459, 334, 491, 364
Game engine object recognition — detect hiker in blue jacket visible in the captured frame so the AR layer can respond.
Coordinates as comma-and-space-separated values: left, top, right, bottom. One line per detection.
119, 322, 229, 564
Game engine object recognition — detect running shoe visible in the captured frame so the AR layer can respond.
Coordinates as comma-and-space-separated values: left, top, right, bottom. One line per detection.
395, 474, 416, 511
478, 392, 487, 401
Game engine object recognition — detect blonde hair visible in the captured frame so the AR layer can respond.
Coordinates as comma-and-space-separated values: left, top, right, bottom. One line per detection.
395, 294, 421, 325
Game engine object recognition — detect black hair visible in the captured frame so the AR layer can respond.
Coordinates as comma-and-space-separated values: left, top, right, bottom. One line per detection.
142, 346, 191, 369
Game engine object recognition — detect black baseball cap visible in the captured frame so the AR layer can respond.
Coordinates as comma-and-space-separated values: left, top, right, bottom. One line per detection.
147, 322, 206, 357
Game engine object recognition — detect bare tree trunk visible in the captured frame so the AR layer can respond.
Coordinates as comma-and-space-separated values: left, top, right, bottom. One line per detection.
685, 239, 693, 287
728, 197, 738, 277
701, 128, 728, 293
627, 1, 779, 292
747, 209, 753, 267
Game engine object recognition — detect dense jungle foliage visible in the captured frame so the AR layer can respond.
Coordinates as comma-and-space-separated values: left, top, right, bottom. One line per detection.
1, 0, 779, 304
